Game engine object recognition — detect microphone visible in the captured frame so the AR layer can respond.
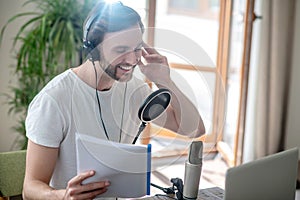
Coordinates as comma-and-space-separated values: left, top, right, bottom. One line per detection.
183, 141, 203, 200
132, 88, 171, 144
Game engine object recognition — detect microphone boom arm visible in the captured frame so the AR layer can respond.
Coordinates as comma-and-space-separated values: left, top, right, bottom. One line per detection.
132, 122, 147, 144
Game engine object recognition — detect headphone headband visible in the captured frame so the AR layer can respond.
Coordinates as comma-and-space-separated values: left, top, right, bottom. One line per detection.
82, 1, 143, 61
83, 1, 124, 48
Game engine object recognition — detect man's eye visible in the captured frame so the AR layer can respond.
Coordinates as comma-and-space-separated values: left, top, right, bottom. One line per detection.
114, 47, 142, 54
115, 47, 128, 54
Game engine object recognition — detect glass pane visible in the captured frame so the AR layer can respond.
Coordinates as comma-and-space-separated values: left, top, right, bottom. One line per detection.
223, 0, 246, 150
169, 0, 199, 10
154, 0, 220, 67
171, 69, 216, 134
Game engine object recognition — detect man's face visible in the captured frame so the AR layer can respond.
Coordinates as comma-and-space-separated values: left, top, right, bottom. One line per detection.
98, 24, 143, 82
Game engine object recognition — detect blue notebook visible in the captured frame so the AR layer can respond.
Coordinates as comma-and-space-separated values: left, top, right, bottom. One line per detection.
76, 133, 151, 198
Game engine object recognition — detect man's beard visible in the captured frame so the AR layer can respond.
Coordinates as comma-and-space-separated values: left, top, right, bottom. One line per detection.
104, 64, 119, 80
103, 63, 137, 82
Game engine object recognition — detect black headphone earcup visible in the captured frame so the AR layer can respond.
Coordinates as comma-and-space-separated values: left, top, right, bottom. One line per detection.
83, 41, 100, 61
90, 48, 100, 61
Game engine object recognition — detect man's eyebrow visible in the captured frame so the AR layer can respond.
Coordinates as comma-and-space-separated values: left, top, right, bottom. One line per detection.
112, 42, 143, 50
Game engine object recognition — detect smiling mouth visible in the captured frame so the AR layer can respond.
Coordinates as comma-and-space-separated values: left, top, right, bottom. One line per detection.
118, 64, 137, 71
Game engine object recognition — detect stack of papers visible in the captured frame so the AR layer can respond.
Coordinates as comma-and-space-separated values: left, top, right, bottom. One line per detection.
76, 133, 151, 198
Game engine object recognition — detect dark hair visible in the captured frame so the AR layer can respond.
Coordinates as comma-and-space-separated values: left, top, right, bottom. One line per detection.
83, 1, 144, 60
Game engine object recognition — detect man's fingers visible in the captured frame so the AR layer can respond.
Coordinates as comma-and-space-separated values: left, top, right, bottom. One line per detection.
66, 171, 110, 199
79, 181, 110, 194
141, 48, 148, 57
142, 42, 159, 55
138, 60, 147, 74
143, 54, 167, 64
70, 187, 108, 200
142, 42, 168, 64
138, 60, 145, 67
70, 170, 95, 185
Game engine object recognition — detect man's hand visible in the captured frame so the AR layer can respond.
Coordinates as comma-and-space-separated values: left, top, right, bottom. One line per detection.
139, 42, 171, 86
63, 170, 110, 200
137, 44, 205, 137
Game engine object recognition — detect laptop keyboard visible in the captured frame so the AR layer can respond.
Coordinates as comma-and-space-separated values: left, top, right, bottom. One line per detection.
197, 187, 225, 200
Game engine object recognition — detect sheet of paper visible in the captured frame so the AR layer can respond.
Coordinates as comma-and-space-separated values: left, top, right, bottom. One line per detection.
76, 133, 151, 198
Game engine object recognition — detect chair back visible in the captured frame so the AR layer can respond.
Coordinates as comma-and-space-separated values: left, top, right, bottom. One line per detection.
0, 150, 26, 198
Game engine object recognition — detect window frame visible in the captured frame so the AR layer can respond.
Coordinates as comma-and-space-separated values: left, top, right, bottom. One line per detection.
143, 0, 255, 166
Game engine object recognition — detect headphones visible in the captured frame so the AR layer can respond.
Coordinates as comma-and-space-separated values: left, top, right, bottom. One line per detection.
82, 9, 101, 61
82, 1, 124, 61
82, 11, 99, 52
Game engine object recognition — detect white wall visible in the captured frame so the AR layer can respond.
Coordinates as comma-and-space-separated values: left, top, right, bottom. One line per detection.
285, 0, 300, 158
0, 0, 30, 152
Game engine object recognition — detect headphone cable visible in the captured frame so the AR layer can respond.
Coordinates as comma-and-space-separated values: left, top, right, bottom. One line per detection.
92, 60, 127, 142
93, 60, 110, 140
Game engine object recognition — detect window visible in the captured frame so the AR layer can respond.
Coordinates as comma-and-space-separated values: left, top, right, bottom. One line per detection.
149, 0, 221, 146
168, 0, 219, 20
125, 0, 255, 166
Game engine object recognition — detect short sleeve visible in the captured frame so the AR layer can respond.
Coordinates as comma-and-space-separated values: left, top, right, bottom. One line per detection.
25, 92, 65, 148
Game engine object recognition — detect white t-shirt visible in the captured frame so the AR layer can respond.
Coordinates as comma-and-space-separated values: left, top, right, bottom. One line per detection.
26, 69, 151, 189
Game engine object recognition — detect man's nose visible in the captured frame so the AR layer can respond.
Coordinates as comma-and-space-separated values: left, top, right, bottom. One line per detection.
124, 51, 140, 64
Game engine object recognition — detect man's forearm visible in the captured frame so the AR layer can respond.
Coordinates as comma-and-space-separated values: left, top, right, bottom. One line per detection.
157, 80, 205, 137
23, 180, 65, 200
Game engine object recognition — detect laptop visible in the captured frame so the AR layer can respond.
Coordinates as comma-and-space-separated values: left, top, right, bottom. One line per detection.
198, 148, 299, 200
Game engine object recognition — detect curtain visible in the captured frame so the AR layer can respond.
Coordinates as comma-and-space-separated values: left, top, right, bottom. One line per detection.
244, 0, 296, 161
